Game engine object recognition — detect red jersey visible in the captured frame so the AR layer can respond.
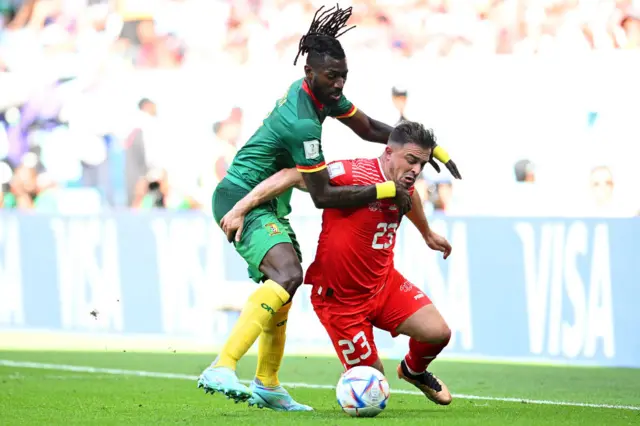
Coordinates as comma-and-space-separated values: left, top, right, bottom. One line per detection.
304, 158, 413, 301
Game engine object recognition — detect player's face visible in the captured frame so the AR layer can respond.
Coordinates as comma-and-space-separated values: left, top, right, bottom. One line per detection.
306, 57, 348, 106
386, 143, 431, 189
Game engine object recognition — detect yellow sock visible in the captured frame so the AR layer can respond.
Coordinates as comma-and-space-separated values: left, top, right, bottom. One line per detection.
255, 302, 291, 387
214, 280, 290, 370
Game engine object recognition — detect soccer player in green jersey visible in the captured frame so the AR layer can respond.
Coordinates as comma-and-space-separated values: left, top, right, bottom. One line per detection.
197, 5, 461, 411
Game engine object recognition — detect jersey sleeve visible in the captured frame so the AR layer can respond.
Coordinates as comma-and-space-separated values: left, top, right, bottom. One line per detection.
287, 119, 326, 173
327, 94, 358, 119
326, 160, 354, 186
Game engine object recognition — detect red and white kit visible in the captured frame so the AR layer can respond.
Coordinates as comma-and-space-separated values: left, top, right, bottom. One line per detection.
305, 158, 431, 369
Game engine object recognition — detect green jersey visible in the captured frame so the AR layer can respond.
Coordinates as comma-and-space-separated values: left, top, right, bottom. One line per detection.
224, 78, 357, 217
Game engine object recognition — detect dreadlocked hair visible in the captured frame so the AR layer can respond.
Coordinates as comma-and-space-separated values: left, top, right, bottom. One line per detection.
293, 4, 356, 66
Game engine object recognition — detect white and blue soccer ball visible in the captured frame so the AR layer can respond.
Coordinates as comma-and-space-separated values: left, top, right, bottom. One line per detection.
336, 365, 391, 417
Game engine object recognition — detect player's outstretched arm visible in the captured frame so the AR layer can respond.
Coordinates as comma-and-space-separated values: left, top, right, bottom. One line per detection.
290, 119, 411, 213
339, 110, 462, 179
219, 168, 303, 242
406, 190, 451, 259
301, 167, 411, 213
338, 109, 394, 144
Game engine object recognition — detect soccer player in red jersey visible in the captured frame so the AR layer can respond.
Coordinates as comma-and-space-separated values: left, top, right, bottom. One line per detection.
221, 121, 454, 405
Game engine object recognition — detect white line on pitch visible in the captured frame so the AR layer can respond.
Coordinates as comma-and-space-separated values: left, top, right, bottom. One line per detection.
1, 360, 638, 411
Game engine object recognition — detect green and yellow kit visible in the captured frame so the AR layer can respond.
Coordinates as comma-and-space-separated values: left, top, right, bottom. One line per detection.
212, 78, 357, 282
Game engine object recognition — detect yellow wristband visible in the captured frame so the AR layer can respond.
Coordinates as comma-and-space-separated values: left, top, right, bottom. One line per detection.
376, 181, 396, 199
433, 146, 451, 163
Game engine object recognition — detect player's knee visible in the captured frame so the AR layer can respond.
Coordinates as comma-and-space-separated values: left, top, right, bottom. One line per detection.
271, 262, 303, 295
435, 324, 452, 345
415, 322, 451, 345
261, 245, 304, 295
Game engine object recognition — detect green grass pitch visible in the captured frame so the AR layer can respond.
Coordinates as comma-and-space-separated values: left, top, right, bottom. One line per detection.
1, 350, 639, 425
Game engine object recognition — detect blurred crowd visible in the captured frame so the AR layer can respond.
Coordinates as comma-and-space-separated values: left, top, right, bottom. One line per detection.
1, 0, 640, 216
3, 0, 639, 71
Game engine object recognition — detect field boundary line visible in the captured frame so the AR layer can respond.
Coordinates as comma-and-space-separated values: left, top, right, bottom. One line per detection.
1, 359, 638, 411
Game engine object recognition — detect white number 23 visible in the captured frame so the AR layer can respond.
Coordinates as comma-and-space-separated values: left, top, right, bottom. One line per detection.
338, 331, 372, 366
371, 222, 398, 249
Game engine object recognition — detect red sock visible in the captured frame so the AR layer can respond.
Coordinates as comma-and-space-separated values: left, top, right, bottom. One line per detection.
404, 336, 450, 374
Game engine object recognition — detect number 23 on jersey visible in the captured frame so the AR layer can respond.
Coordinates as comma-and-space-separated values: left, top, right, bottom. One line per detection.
371, 222, 398, 250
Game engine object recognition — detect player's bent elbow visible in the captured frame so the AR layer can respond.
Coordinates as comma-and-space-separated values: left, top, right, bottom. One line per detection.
308, 191, 330, 209
312, 199, 329, 209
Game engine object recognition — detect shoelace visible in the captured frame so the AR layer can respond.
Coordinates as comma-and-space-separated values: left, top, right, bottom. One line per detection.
419, 371, 443, 393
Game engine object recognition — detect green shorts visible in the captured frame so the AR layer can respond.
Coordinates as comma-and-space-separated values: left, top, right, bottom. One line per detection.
212, 178, 302, 283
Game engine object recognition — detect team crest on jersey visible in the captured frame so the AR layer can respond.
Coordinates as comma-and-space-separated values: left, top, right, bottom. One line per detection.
265, 222, 281, 236
400, 281, 413, 292
369, 201, 382, 212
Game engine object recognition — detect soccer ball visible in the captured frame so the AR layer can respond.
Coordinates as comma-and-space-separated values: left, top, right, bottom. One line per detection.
336, 365, 390, 417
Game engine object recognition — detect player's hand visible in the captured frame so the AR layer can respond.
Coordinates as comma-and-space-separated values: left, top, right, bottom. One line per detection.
425, 231, 452, 259
428, 158, 441, 174
428, 148, 462, 180
393, 182, 413, 216
429, 158, 462, 180
220, 207, 245, 243
443, 159, 461, 179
